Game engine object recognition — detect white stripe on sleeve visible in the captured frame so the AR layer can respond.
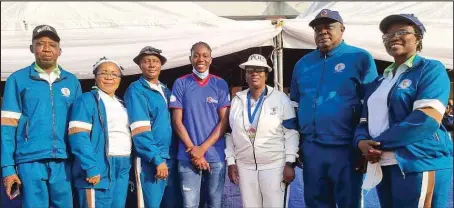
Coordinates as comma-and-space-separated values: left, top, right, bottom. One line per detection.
130, 121, 151, 131
413, 99, 446, 116
1, 111, 21, 119
69, 121, 93, 130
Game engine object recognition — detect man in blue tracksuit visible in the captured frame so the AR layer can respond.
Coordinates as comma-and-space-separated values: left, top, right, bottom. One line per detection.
124, 46, 173, 208
1, 25, 81, 208
289, 10, 378, 208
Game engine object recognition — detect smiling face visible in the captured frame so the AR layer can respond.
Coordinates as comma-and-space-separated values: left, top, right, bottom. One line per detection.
383, 23, 420, 58
312, 20, 344, 53
190, 44, 212, 73
139, 54, 162, 82
95, 62, 122, 96
245, 66, 268, 89
31, 36, 61, 69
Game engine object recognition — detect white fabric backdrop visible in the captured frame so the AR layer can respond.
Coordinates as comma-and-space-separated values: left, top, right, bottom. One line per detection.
1, 2, 280, 80
282, 2, 453, 69
2, 2, 452, 81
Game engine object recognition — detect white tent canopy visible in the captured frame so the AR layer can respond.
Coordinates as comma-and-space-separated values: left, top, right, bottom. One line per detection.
282, 2, 454, 69
2, 2, 453, 81
1, 2, 280, 80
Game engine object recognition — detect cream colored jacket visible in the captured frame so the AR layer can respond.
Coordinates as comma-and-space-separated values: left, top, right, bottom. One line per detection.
225, 85, 299, 170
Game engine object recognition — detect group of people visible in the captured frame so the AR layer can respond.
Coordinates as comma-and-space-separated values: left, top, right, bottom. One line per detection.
1, 9, 452, 208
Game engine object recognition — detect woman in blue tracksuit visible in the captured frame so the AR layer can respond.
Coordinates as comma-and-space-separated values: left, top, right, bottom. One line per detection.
68, 57, 132, 208
354, 14, 452, 208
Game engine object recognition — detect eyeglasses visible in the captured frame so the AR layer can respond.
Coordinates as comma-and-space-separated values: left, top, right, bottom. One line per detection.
96, 72, 122, 79
245, 68, 267, 73
382, 30, 416, 42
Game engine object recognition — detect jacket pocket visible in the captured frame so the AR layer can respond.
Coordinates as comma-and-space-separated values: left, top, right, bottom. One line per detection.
16, 115, 29, 143
399, 133, 449, 159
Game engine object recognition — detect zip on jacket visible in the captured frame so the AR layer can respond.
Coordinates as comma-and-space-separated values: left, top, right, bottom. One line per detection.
250, 88, 269, 170
312, 53, 328, 139
94, 91, 113, 188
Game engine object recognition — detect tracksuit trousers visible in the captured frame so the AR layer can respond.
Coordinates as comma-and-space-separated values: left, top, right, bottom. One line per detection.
302, 139, 363, 208
376, 165, 452, 208
16, 159, 73, 208
77, 156, 131, 208
237, 166, 289, 208
161, 159, 182, 208
135, 157, 169, 208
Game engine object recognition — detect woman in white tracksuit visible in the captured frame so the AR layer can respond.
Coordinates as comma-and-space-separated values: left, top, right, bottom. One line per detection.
225, 54, 300, 208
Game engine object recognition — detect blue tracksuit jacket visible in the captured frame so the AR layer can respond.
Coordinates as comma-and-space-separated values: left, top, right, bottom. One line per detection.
124, 77, 172, 166
68, 89, 126, 189
290, 40, 378, 145
354, 55, 453, 174
1, 63, 81, 177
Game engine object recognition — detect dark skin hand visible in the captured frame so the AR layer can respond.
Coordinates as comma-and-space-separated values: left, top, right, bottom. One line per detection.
282, 166, 295, 184
228, 164, 240, 185
191, 157, 211, 172
3, 174, 22, 199
358, 140, 382, 164
85, 174, 101, 186
355, 155, 368, 173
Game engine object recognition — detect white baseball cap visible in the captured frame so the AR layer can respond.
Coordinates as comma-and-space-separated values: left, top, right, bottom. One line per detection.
239, 54, 272, 72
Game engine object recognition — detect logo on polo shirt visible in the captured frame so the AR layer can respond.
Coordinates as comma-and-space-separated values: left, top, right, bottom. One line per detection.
170, 95, 177, 102
61, 88, 70, 97
399, 79, 412, 89
334, 63, 345, 72
206, 97, 218, 104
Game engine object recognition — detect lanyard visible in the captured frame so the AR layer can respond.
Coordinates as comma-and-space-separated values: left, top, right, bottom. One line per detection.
247, 88, 267, 124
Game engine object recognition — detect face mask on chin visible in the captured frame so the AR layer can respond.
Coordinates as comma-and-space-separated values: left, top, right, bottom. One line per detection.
192, 68, 209, 79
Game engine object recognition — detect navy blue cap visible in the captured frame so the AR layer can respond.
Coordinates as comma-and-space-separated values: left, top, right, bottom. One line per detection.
379, 14, 426, 35
309, 9, 343, 27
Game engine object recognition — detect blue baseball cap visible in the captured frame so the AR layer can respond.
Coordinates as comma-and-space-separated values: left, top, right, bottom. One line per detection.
309, 9, 344, 27
379, 14, 426, 35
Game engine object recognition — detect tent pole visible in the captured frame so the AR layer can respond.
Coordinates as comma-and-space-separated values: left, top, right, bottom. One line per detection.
277, 29, 284, 92
273, 36, 279, 89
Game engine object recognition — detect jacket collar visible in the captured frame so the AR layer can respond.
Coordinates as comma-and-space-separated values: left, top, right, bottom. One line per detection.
236, 85, 274, 102
139, 76, 168, 90
376, 54, 425, 83
91, 88, 101, 101
29, 62, 69, 81
411, 54, 424, 67
318, 40, 346, 57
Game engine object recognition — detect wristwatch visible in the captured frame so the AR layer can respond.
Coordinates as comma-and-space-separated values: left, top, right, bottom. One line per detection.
285, 162, 296, 168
